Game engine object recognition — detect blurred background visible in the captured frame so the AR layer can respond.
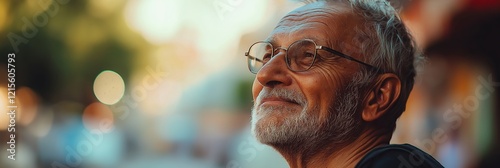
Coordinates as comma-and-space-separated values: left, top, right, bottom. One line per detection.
0, 0, 498, 167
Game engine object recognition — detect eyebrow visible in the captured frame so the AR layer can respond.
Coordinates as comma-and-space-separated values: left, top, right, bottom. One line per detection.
264, 37, 278, 47
264, 36, 327, 47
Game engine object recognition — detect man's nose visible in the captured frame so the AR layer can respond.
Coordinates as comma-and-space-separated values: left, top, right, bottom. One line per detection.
255, 52, 292, 88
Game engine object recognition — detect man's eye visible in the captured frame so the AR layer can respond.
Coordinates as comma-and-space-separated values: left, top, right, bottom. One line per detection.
262, 53, 272, 62
304, 52, 315, 58
300, 51, 315, 59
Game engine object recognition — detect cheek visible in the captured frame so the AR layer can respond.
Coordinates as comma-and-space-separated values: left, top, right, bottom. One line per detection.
252, 79, 262, 101
296, 66, 347, 117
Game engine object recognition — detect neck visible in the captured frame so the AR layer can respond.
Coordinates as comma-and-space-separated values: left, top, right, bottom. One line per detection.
276, 128, 391, 168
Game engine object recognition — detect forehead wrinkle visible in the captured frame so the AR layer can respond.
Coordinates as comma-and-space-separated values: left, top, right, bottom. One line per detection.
267, 27, 334, 48
271, 19, 340, 49
278, 11, 331, 25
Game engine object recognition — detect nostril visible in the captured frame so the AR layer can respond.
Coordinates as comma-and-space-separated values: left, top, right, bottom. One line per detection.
266, 81, 282, 87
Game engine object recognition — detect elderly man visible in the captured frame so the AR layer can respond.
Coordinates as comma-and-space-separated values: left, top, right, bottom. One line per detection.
245, 0, 443, 167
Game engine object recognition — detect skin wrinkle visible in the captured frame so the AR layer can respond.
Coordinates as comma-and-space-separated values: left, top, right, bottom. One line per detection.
270, 24, 335, 50
272, 4, 340, 48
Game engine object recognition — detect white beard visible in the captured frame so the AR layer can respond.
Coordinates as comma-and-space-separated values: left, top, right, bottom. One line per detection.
251, 102, 321, 145
251, 84, 362, 148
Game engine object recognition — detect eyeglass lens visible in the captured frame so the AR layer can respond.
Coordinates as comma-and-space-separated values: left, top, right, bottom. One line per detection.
247, 40, 317, 73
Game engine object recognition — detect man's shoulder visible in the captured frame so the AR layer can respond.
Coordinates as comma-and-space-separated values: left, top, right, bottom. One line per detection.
355, 144, 444, 168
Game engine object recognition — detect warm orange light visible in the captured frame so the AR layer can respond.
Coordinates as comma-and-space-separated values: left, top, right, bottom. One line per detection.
17, 87, 39, 126
82, 102, 115, 133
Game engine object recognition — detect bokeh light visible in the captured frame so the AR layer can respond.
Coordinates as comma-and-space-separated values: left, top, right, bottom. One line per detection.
17, 87, 39, 126
26, 108, 54, 138
124, 0, 181, 45
82, 102, 115, 133
93, 70, 125, 105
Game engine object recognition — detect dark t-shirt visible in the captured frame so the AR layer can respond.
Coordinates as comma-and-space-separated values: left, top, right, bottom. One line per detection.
356, 144, 444, 168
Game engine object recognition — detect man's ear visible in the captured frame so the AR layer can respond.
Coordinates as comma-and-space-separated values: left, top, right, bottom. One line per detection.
361, 74, 401, 122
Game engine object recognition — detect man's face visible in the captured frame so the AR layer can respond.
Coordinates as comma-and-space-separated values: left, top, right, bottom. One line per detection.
251, 3, 366, 146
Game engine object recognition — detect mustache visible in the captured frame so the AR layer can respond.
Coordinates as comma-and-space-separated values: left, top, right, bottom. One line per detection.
255, 88, 307, 107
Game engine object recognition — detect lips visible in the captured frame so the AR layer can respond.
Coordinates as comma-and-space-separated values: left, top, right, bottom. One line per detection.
255, 88, 306, 108
260, 97, 299, 105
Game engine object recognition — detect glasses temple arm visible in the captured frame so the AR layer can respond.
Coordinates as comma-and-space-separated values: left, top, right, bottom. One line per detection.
320, 47, 382, 72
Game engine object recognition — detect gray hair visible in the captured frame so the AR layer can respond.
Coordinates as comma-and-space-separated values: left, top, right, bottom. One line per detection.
302, 0, 420, 132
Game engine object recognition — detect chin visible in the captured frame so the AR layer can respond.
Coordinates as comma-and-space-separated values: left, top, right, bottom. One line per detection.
251, 106, 306, 144
251, 108, 281, 141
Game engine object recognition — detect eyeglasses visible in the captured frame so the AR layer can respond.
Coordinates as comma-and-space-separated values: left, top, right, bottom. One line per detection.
244, 39, 381, 74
